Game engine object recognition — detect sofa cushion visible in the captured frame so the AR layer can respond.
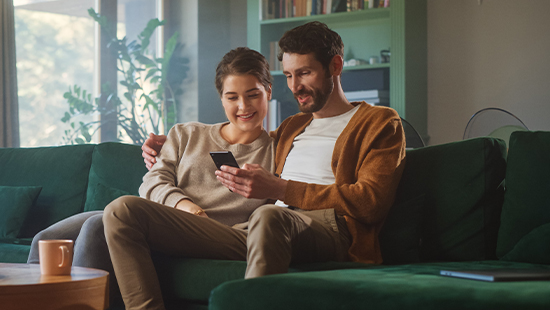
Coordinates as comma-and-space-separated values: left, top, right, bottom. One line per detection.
209, 261, 550, 310
0, 145, 95, 237
0, 186, 42, 238
0, 239, 33, 263
379, 194, 425, 264
85, 183, 131, 212
497, 131, 550, 263
386, 137, 506, 262
84, 143, 148, 212
501, 223, 550, 264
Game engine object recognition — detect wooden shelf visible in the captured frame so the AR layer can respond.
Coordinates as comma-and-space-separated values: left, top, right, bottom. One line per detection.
270, 63, 390, 76
247, 0, 427, 138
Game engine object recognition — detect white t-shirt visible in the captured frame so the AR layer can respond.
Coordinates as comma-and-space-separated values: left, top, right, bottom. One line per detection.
276, 105, 359, 207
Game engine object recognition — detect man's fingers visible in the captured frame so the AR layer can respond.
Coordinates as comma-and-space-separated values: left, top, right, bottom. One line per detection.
142, 151, 156, 163
155, 135, 167, 144
142, 143, 157, 156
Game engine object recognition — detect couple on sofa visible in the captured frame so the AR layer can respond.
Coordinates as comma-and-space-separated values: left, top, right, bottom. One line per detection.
28, 21, 406, 310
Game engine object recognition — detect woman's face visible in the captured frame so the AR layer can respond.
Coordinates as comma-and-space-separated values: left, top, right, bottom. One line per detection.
221, 74, 271, 134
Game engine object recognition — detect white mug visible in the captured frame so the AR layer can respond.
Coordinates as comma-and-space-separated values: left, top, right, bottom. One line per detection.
39, 239, 74, 276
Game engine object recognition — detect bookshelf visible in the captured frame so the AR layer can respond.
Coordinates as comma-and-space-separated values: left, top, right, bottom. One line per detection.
247, 0, 427, 141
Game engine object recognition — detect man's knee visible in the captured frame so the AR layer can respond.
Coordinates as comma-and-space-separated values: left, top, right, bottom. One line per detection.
249, 205, 292, 229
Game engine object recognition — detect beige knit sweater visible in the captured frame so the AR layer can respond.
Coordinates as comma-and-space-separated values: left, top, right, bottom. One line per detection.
139, 122, 275, 226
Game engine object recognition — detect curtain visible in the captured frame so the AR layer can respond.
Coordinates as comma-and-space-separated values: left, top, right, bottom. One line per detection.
0, 0, 20, 148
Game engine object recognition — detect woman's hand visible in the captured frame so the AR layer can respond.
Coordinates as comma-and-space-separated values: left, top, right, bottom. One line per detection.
175, 199, 209, 218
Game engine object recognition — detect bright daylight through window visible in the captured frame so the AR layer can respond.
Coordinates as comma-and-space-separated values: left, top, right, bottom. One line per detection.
14, 0, 158, 147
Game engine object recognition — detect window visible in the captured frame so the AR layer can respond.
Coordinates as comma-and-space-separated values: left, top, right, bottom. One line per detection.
14, 0, 95, 146
14, 0, 162, 146
14, 0, 249, 147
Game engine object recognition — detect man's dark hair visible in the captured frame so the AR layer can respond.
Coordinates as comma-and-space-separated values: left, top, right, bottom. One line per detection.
277, 21, 344, 72
215, 47, 272, 96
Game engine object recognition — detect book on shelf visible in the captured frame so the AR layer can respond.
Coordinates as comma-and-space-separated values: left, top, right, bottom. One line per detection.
269, 41, 282, 71
260, 0, 388, 20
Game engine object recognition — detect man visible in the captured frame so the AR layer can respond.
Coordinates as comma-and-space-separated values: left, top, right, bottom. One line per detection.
141, 19, 403, 296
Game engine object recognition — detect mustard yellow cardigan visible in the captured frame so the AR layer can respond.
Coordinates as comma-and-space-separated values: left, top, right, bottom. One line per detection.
271, 102, 406, 264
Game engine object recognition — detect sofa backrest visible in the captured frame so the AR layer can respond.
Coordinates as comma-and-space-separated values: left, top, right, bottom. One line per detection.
84, 142, 148, 212
497, 131, 550, 265
0, 145, 95, 237
380, 137, 507, 264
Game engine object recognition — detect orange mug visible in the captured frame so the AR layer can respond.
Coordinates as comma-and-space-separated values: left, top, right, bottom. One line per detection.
39, 239, 74, 276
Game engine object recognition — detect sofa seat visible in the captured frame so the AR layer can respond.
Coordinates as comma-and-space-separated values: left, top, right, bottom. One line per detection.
209, 260, 550, 310
0, 238, 32, 263
153, 254, 370, 308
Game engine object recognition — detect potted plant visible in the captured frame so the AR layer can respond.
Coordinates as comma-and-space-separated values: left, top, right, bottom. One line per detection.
61, 8, 188, 145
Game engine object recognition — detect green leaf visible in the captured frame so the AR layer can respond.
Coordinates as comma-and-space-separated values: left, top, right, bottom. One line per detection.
135, 55, 155, 66
139, 19, 165, 52
75, 138, 85, 144
124, 92, 133, 102
142, 94, 159, 112
145, 68, 160, 81
61, 112, 71, 123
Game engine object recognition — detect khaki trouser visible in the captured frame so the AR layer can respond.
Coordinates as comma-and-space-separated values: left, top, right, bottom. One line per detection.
103, 196, 351, 310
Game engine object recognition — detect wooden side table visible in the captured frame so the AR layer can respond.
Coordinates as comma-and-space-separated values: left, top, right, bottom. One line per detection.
0, 263, 109, 310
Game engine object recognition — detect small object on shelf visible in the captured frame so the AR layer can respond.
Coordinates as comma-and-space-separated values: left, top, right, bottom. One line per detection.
343, 58, 368, 67
380, 49, 390, 63
369, 56, 379, 65
345, 89, 389, 106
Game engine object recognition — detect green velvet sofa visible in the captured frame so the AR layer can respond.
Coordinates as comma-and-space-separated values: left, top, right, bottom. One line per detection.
1, 131, 549, 310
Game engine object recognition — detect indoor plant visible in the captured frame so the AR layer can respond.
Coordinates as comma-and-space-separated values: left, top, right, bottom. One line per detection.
61, 8, 188, 145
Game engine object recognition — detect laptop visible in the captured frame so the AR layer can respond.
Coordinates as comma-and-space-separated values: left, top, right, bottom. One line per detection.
440, 269, 550, 282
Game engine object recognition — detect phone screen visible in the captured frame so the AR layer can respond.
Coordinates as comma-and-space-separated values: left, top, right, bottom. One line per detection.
209, 151, 240, 170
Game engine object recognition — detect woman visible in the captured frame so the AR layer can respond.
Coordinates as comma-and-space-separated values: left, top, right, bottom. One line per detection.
28, 47, 274, 308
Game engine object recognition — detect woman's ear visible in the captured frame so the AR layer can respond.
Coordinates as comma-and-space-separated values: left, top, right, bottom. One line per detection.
267, 84, 272, 100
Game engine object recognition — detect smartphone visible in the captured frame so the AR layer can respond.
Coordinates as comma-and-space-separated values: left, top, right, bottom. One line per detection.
209, 151, 240, 170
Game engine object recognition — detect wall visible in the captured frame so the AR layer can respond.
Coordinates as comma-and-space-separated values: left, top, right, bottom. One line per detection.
198, 0, 247, 124
167, 0, 247, 125
427, 0, 550, 145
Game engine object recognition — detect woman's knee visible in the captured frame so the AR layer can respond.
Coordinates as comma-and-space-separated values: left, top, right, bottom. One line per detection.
103, 195, 151, 235
103, 196, 142, 222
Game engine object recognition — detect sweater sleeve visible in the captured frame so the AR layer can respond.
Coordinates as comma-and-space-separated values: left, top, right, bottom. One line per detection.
139, 125, 192, 207
282, 110, 406, 225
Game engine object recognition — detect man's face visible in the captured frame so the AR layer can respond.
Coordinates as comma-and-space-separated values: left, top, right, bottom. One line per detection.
282, 53, 334, 114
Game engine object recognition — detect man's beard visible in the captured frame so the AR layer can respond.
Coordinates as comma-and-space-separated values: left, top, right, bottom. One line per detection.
294, 76, 334, 114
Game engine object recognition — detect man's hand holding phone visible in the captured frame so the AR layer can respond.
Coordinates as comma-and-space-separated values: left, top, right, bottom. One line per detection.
215, 163, 287, 201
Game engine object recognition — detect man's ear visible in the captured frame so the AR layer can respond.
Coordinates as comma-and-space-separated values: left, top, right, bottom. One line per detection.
330, 55, 344, 76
